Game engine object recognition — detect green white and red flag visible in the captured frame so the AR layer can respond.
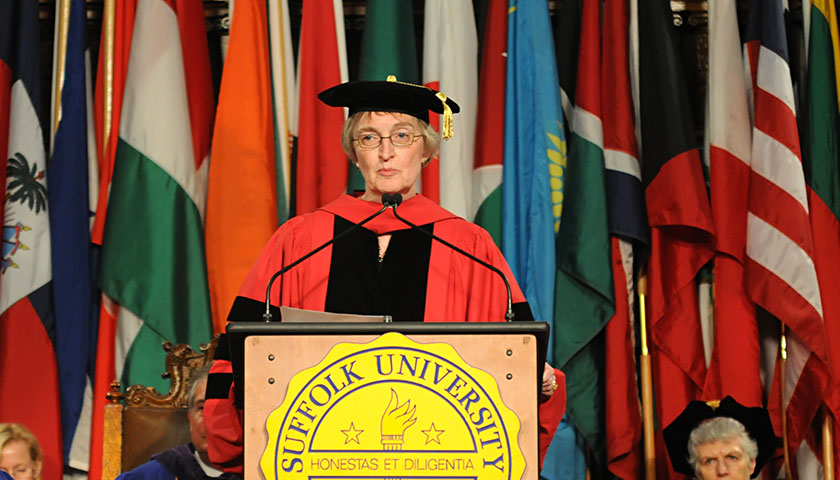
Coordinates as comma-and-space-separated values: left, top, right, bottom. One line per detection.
89, 2, 214, 479
472, 0, 507, 243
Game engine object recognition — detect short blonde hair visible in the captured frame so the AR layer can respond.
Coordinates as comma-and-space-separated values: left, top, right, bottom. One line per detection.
0, 424, 42, 463
340, 111, 441, 163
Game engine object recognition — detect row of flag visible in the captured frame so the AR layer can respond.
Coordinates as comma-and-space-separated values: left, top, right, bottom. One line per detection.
485, 0, 840, 477
2, 0, 839, 479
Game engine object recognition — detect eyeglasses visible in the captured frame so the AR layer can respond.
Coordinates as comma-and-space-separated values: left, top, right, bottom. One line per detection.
353, 130, 422, 149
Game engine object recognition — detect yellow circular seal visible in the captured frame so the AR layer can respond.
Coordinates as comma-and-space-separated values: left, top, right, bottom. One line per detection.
260, 332, 525, 480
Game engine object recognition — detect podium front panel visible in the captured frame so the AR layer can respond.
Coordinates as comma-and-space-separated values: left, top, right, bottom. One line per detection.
244, 332, 539, 480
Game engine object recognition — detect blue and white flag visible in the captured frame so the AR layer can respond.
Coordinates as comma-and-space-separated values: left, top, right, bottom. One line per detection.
48, 0, 99, 471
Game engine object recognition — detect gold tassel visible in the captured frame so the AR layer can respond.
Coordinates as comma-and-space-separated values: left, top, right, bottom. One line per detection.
386, 75, 454, 139
435, 92, 454, 139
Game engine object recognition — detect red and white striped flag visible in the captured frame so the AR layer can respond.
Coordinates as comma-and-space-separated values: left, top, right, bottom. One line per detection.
744, 0, 830, 475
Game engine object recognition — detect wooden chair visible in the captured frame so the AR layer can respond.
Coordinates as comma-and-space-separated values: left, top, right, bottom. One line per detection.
102, 337, 217, 480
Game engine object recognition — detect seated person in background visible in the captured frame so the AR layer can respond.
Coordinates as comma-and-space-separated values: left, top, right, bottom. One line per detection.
117, 366, 238, 480
205, 76, 566, 473
0, 424, 42, 480
663, 396, 776, 479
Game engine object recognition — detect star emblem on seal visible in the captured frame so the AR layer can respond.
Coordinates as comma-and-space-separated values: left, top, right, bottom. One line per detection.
341, 422, 363, 444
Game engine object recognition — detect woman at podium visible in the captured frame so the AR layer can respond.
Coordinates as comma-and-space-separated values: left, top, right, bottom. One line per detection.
228, 76, 532, 324
204, 77, 566, 473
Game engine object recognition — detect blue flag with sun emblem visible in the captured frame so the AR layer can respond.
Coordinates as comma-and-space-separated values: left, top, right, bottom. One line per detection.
501, 0, 566, 362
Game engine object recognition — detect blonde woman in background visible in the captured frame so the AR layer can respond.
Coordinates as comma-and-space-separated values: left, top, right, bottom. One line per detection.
0, 424, 42, 480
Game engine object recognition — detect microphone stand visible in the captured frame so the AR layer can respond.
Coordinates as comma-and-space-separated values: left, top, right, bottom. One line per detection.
382, 193, 515, 321
262, 199, 398, 322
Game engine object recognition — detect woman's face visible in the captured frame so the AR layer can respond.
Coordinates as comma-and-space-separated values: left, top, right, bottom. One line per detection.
0, 440, 41, 480
353, 112, 429, 203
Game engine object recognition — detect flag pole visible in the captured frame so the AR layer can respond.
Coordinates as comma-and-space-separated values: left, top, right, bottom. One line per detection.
92, 4, 116, 480
780, 326, 792, 479
824, 407, 835, 480
102, 0, 116, 158
52, 0, 71, 140
638, 272, 656, 480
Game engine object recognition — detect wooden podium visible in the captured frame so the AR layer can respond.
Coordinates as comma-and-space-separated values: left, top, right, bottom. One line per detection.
227, 322, 549, 480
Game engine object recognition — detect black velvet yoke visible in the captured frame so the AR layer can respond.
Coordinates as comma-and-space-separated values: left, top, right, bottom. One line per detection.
325, 216, 433, 321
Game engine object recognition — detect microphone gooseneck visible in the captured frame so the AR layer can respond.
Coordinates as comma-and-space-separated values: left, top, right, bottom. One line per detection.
385, 194, 516, 321
262, 201, 390, 322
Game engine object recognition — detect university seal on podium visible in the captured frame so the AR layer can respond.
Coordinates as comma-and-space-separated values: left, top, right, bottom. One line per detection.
261, 332, 525, 480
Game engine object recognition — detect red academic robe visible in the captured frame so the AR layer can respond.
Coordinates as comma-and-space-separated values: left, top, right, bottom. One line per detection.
204, 194, 566, 471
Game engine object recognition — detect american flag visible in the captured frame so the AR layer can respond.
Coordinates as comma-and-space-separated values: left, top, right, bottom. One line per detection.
743, 0, 830, 474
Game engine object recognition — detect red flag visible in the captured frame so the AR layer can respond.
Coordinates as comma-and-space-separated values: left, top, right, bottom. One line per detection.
602, 0, 644, 477
703, 0, 762, 407
90, 1, 135, 245
295, 0, 347, 214
638, 0, 715, 476
87, 3, 134, 477
175, 0, 214, 171
604, 239, 642, 479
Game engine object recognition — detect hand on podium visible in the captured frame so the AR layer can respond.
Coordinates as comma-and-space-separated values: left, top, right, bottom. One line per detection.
541, 362, 559, 397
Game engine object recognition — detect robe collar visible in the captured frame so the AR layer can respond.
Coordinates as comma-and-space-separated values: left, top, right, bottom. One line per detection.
318, 194, 458, 235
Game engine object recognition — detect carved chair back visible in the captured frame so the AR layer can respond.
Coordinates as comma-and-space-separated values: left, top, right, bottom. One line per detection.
101, 337, 217, 480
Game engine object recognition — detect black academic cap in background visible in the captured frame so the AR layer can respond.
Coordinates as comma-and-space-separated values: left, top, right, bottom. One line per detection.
663, 396, 777, 478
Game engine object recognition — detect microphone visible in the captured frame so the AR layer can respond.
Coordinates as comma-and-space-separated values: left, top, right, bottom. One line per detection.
262, 200, 392, 322
382, 193, 516, 321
